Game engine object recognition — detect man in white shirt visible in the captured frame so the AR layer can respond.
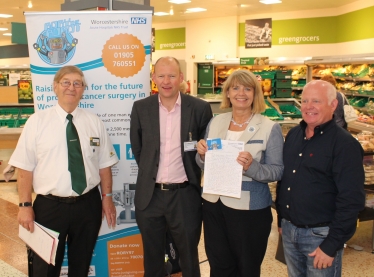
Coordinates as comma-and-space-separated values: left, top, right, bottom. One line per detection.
10, 65, 119, 277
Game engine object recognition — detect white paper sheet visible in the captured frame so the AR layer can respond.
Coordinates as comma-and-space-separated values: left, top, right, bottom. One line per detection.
35, 222, 59, 265
203, 140, 244, 198
19, 222, 59, 265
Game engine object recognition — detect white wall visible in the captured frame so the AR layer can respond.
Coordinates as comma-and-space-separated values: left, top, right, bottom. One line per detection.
152, 0, 374, 94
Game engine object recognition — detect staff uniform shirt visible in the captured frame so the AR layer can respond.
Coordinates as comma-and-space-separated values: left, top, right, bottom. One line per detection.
9, 104, 119, 196
276, 119, 365, 257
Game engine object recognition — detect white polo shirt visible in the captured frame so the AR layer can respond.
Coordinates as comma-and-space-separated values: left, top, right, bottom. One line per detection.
9, 104, 119, 196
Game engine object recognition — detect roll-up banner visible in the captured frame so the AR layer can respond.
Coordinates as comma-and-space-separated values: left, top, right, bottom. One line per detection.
24, 11, 152, 276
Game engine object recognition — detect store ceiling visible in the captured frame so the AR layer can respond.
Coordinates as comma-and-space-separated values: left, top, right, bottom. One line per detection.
0, 0, 360, 46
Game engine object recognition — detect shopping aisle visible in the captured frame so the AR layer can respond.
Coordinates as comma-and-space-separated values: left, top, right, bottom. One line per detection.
0, 181, 374, 277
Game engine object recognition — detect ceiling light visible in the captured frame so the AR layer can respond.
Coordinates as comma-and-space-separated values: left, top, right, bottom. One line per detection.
3, 33, 12, 36
154, 12, 170, 16
169, 8, 174, 15
185, 8, 207, 13
168, 0, 191, 4
28, 1, 33, 8
0, 14, 13, 18
0, 28, 8, 31
259, 0, 282, 4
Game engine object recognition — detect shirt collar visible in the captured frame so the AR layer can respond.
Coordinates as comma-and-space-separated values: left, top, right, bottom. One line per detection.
300, 118, 336, 137
56, 103, 79, 122
158, 92, 182, 108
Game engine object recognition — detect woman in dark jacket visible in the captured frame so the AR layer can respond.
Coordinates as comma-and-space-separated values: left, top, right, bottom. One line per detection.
321, 73, 348, 129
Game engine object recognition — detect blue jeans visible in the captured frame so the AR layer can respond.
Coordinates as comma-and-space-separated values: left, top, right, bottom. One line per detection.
281, 219, 343, 277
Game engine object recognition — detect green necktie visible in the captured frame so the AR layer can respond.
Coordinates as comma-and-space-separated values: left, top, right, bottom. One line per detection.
66, 114, 87, 195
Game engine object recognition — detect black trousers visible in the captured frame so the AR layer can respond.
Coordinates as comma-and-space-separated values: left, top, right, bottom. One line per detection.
202, 199, 272, 277
31, 188, 102, 277
135, 185, 202, 277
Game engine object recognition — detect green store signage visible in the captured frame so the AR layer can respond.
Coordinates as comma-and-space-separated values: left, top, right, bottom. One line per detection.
155, 27, 186, 50
239, 6, 374, 46
240, 58, 255, 65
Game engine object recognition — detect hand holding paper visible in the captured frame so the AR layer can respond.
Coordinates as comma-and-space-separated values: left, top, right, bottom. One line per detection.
19, 222, 59, 265
203, 140, 244, 198
196, 139, 209, 161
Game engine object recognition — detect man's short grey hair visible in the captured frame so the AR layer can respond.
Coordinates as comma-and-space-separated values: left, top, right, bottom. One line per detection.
303, 80, 337, 104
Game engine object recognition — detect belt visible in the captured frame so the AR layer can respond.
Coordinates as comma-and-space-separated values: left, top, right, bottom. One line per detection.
39, 186, 99, 204
289, 221, 330, 229
155, 181, 188, 191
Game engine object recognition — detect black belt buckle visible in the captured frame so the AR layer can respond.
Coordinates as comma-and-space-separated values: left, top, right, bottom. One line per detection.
160, 183, 169, 191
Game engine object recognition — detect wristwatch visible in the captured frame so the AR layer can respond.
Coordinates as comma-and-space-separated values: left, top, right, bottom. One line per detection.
19, 202, 32, 207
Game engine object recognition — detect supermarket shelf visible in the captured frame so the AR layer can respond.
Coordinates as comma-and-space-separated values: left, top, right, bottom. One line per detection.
0, 103, 34, 107
364, 184, 374, 190
348, 121, 374, 133
343, 91, 374, 98
313, 75, 374, 82
0, 127, 23, 141
358, 207, 374, 222
291, 87, 304, 91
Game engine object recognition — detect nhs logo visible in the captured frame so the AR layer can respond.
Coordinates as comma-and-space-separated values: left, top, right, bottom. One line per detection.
131, 17, 147, 24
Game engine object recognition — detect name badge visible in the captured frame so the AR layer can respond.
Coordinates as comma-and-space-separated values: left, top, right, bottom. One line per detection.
207, 138, 222, 150
184, 141, 197, 152
90, 137, 100, 146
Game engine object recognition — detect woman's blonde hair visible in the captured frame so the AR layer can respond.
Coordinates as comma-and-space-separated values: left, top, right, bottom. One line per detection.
320, 73, 337, 88
179, 80, 188, 93
220, 69, 266, 114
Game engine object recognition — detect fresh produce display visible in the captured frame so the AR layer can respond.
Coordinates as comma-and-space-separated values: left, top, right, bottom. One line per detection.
332, 64, 369, 78
291, 67, 307, 78
18, 80, 33, 102
357, 131, 374, 153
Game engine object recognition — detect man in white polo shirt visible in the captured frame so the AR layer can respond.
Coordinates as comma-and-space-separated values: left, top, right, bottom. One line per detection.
10, 65, 118, 277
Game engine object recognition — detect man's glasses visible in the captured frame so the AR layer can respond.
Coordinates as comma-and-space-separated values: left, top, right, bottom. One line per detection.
59, 80, 84, 88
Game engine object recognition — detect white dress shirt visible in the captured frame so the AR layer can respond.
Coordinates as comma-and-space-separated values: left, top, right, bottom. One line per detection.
9, 104, 119, 196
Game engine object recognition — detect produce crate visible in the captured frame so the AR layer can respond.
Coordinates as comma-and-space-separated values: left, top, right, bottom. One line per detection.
254, 71, 276, 79
276, 70, 293, 79
351, 68, 369, 78
360, 90, 374, 96
275, 79, 292, 88
0, 108, 19, 120
350, 97, 367, 107
19, 107, 35, 119
296, 79, 307, 87
275, 88, 292, 98
0, 118, 16, 128
261, 108, 284, 120
279, 105, 302, 118
14, 118, 28, 128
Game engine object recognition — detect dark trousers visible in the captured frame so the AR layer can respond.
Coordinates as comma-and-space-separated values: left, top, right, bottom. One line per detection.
135, 185, 202, 277
202, 199, 272, 277
31, 188, 102, 277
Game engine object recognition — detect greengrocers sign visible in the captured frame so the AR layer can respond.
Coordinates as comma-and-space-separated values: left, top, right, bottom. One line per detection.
155, 27, 186, 50
272, 16, 335, 45
242, 6, 374, 46
278, 36, 320, 44
160, 42, 185, 49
